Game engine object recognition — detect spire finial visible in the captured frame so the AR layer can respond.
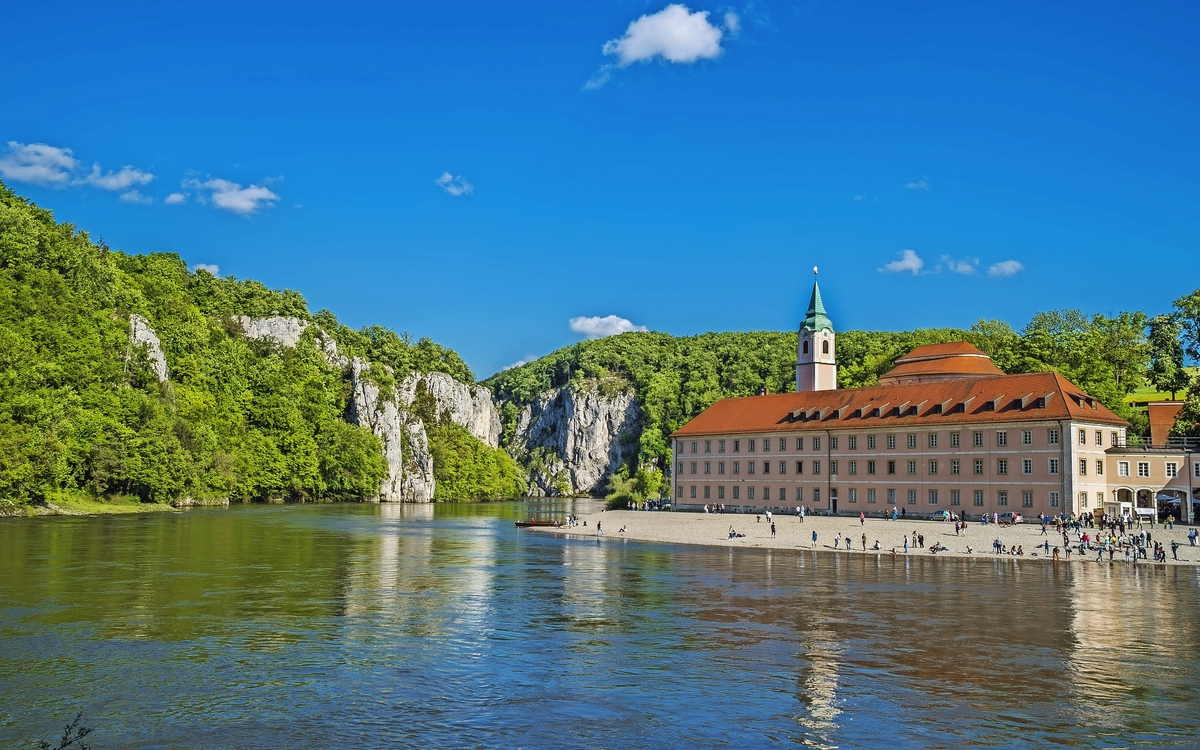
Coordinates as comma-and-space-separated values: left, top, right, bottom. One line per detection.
813, 265, 818, 276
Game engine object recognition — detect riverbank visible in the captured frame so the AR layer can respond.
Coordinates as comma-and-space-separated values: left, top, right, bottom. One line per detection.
0, 497, 178, 517
536, 510, 1200, 566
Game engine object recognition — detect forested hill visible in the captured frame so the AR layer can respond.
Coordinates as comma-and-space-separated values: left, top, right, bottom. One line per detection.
485, 299, 1198, 499
0, 180, 508, 509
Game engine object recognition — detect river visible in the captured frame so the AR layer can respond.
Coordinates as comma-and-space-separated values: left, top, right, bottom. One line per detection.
2, 501, 1198, 748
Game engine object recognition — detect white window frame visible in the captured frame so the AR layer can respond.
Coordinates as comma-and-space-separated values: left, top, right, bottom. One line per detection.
1137, 462, 1150, 478
1118, 461, 1129, 477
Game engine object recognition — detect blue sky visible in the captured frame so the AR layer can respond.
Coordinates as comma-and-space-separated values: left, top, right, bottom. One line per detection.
2, 0, 1197, 377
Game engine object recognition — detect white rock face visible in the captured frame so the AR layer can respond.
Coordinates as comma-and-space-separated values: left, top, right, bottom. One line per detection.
513, 380, 640, 496
345, 358, 436, 502
128, 314, 168, 383
315, 330, 349, 369
397, 372, 502, 448
236, 316, 309, 348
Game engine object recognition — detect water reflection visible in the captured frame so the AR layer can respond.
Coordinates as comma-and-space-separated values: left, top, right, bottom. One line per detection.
1, 503, 1198, 749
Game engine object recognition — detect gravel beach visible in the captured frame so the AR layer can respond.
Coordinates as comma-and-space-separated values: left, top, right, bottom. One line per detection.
534, 510, 1200, 566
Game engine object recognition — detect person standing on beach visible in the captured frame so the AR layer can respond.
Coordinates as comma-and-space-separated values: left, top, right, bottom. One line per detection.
862, 533, 867, 551
812, 530, 818, 548
771, 522, 776, 538
597, 521, 603, 536
1171, 540, 1179, 560
859, 512, 865, 526
903, 535, 909, 553
834, 533, 841, 549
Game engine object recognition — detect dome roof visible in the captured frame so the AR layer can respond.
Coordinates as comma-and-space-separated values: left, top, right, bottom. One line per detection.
877, 341, 1005, 385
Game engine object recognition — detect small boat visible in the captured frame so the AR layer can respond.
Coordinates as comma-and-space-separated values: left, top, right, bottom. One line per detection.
514, 519, 560, 528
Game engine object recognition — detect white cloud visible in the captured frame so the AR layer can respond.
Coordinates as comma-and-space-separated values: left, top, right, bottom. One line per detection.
583, 65, 615, 90
184, 177, 279, 216
853, 194, 864, 201
503, 355, 539, 371
118, 190, 153, 204
0, 142, 79, 186
880, 249, 925, 275
988, 260, 1024, 278
724, 12, 741, 35
164, 192, 186, 205
602, 4, 725, 66
193, 263, 220, 276
906, 178, 930, 191
940, 255, 978, 275
85, 164, 154, 191
435, 171, 473, 196
569, 314, 648, 339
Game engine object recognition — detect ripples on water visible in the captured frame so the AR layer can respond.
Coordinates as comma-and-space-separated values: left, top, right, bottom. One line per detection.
2, 502, 1199, 748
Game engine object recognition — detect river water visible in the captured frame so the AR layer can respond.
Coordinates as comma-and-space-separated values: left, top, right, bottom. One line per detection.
2, 501, 1199, 748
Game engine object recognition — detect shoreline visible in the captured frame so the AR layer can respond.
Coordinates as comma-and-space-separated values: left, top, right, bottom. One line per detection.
533, 510, 1200, 567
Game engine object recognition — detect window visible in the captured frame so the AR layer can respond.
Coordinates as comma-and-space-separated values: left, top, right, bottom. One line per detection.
997, 431, 1008, 446
1095, 430, 1102, 446
1049, 459, 1059, 475
887, 489, 896, 504
974, 459, 984, 475
795, 461, 803, 475
733, 461, 740, 475
763, 487, 770, 501
951, 459, 960, 475
813, 437, 821, 451
779, 438, 786, 451
762, 461, 770, 475
830, 437, 838, 450
951, 432, 960, 447
813, 461, 822, 475
1137, 462, 1149, 478
998, 491, 1008, 506
929, 489, 938, 505
704, 486, 710, 498
1166, 462, 1178, 478
849, 488, 858, 503
734, 440, 740, 452
997, 459, 1008, 475
1022, 459, 1032, 475
1079, 491, 1087, 508
973, 490, 984, 506
780, 461, 787, 475
822, 339, 830, 354
690, 486, 697, 498
732, 486, 740, 500
908, 489, 917, 505
867, 488, 877, 503
814, 488, 821, 503
796, 437, 804, 450
868, 460, 877, 475
1195, 463, 1200, 479
1022, 491, 1033, 508
951, 490, 961, 506
1118, 461, 1129, 477
1078, 459, 1086, 476
929, 433, 938, 448
1078, 429, 1086, 445
974, 432, 983, 447
763, 439, 770, 452
1048, 429, 1059, 445
717, 486, 725, 499
718, 462, 726, 475
830, 461, 839, 475
803, 340, 809, 354
779, 487, 787, 501
749, 439, 756, 452
690, 462, 697, 475
677, 461, 683, 474
704, 461, 711, 475
908, 434, 917, 449
1022, 430, 1032, 446
1095, 460, 1103, 476
868, 436, 877, 450
907, 460, 917, 475
1111, 432, 1119, 447
795, 487, 802, 502
1049, 492, 1059, 508
748, 487, 755, 500
719, 440, 726, 453
887, 460, 896, 475
678, 485, 684, 498
705, 440, 711, 453
1096, 491, 1103, 505
928, 460, 938, 475
849, 460, 857, 475
849, 436, 857, 450
748, 461, 756, 475
887, 435, 896, 449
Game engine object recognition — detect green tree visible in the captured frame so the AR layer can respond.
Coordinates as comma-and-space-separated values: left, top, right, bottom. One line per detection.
1147, 314, 1190, 399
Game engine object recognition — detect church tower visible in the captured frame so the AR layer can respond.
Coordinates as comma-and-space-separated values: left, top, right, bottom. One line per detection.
796, 269, 837, 392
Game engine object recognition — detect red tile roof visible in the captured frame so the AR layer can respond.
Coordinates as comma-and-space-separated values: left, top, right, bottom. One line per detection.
878, 341, 1005, 384
671, 370, 1126, 438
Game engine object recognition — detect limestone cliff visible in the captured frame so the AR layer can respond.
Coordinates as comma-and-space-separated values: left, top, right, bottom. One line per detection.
128, 314, 168, 383
397, 372, 502, 447
511, 380, 640, 496
235, 315, 309, 348
345, 358, 436, 502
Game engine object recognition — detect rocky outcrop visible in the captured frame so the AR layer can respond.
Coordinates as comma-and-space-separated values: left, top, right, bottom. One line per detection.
512, 380, 640, 496
397, 372, 502, 447
345, 358, 435, 502
236, 315, 309, 348
128, 314, 168, 382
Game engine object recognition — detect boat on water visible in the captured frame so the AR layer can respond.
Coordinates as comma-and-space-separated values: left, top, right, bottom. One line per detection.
514, 519, 561, 528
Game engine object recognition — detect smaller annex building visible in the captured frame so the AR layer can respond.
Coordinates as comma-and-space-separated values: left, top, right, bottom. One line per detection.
669, 278, 1173, 519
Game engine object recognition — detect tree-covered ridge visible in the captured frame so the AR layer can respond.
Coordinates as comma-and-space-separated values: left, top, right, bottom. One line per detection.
0, 180, 492, 508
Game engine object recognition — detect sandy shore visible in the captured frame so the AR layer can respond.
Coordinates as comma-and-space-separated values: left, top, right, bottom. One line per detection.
534, 510, 1200, 566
